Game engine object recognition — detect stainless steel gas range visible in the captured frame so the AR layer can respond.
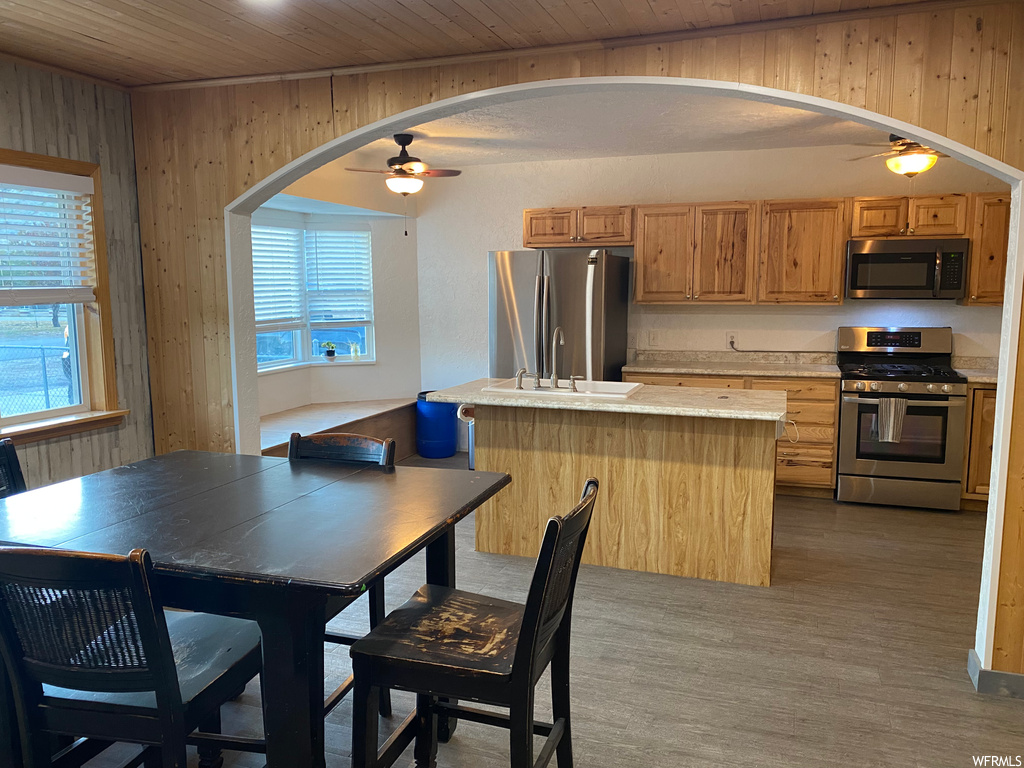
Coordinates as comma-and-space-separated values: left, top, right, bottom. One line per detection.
836, 326, 967, 511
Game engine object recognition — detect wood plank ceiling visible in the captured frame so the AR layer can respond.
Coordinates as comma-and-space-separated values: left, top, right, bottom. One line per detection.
0, 0, 944, 86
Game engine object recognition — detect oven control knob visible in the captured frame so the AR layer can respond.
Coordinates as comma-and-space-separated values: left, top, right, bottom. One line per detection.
869, 382, 882, 392
926, 383, 937, 392
898, 382, 909, 392
941, 384, 952, 393
854, 381, 865, 391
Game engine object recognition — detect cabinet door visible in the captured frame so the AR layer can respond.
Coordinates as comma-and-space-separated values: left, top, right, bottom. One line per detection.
523, 208, 576, 247
578, 206, 633, 245
692, 202, 758, 303
851, 197, 908, 236
633, 204, 694, 303
966, 387, 996, 496
758, 199, 848, 304
776, 444, 835, 487
966, 193, 1010, 305
907, 194, 968, 236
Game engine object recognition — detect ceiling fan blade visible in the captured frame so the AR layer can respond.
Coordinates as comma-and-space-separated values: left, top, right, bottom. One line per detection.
419, 169, 461, 177
345, 167, 392, 174
848, 151, 899, 161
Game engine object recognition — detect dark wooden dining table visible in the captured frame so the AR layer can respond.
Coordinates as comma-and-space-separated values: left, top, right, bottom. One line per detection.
0, 450, 511, 768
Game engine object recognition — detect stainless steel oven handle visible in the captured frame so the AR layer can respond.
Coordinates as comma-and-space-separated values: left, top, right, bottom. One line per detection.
842, 396, 965, 408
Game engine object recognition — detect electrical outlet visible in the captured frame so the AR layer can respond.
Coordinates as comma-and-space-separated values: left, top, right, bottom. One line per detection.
647, 329, 664, 348
627, 332, 637, 348
726, 332, 738, 350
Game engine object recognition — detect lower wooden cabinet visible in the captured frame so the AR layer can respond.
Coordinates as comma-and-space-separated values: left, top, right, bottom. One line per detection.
622, 372, 839, 488
964, 386, 997, 499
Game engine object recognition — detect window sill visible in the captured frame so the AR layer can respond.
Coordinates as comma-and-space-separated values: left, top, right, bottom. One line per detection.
258, 358, 377, 376
0, 409, 130, 445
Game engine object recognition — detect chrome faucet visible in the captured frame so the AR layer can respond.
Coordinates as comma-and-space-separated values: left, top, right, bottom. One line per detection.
550, 326, 565, 389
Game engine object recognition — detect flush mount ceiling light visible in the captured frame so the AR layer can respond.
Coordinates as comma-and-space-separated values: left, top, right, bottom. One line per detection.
347, 133, 461, 195
384, 171, 424, 196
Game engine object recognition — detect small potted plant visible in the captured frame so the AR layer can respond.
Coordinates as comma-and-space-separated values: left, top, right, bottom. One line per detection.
320, 341, 337, 359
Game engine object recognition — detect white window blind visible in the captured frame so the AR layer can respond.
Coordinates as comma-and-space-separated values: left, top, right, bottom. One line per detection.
252, 225, 304, 327
304, 230, 373, 323
0, 185, 97, 307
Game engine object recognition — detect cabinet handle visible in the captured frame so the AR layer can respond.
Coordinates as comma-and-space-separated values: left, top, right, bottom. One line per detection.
833, 294, 839, 300
686, 294, 691, 299
971, 295, 978, 300
693, 294, 699, 300
780, 452, 798, 456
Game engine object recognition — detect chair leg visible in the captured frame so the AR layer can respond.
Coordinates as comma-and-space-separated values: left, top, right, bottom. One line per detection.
351, 670, 380, 768
550, 641, 574, 768
509, 692, 535, 768
368, 582, 392, 718
413, 693, 437, 768
197, 707, 224, 768
159, 745, 188, 768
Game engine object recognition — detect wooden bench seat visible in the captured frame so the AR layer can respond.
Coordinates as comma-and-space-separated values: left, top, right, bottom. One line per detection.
260, 398, 416, 459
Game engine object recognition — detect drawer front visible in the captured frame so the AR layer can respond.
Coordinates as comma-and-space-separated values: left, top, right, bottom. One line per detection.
782, 399, 836, 426
776, 444, 835, 487
623, 374, 746, 389
780, 422, 835, 445
749, 377, 838, 401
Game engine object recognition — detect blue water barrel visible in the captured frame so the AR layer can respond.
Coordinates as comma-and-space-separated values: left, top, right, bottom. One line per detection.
416, 391, 458, 458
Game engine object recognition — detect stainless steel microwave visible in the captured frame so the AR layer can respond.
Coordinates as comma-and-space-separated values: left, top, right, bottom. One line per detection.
846, 238, 969, 300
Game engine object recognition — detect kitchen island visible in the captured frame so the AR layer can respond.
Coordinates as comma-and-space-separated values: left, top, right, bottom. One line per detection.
428, 379, 787, 587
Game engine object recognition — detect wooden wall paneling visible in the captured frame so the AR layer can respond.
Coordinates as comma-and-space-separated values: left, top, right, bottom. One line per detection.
813, 21, 844, 102
864, 15, 897, 115
1002, 2, 1024, 169
839, 19, 870, 109
0, 61, 153, 487
890, 12, 929, 126
972, 4, 1011, 158
737, 30, 767, 85
948, 5, 985, 147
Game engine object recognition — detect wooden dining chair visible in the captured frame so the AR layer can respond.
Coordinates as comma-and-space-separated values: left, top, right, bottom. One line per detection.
349, 478, 600, 768
0, 546, 265, 768
0, 439, 27, 500
287, 431, 397, 717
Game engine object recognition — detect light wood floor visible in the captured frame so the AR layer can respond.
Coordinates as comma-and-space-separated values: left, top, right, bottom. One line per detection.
94, 460, 1024, 767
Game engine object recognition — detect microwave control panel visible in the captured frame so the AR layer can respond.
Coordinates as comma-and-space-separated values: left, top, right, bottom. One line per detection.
940, 253, 965, 290
866, 331, 921, 348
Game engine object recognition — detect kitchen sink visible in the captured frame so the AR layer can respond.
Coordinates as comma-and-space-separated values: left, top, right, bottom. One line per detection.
482, 378, 643, 399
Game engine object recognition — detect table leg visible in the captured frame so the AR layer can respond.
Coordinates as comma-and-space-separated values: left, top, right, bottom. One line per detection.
425, 529, 458, 742
257, 596, 327, 768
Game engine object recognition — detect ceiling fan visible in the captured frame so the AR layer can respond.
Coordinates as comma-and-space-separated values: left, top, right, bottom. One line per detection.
346, 133, 462, 195
851, 134, 948, 177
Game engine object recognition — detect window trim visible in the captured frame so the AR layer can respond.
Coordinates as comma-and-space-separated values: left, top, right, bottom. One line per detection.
0, 148, 125, 441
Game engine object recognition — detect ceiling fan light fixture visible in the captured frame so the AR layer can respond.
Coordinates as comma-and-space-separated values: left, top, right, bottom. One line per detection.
385, 172, 424, 196
886, 152, 937, 178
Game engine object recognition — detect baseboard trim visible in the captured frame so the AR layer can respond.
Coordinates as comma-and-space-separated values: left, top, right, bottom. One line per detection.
968, 649, 1024, 698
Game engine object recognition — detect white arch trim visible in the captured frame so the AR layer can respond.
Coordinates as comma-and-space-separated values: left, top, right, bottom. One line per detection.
224, 76, 1024, 675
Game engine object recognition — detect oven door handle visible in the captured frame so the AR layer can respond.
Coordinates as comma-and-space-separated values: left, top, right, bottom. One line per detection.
842, 396, 965, 408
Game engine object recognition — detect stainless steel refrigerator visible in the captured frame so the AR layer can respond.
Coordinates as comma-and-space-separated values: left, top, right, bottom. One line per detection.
488, 249, 630, 381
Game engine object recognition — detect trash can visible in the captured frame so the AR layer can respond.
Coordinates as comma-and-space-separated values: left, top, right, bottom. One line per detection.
416, 391, 458, 459
457, 404, 475, 470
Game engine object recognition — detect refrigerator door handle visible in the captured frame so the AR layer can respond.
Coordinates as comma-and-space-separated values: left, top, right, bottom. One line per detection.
541, 273, 551, 377
585, 253, 596, 381
533, 274, 543, 375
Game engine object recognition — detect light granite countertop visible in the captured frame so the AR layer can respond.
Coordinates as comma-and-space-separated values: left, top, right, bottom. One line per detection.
959, 369, 999, 385
427, 378, 787, 422
622, 361, 842, 379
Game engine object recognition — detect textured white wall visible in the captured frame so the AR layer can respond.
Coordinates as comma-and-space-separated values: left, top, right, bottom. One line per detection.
415, 145, 1008, 388
257, 214, 422, 414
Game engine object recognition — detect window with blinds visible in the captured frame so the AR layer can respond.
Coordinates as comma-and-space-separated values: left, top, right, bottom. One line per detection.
0, 185, 97, 308
252, 221, 374, 370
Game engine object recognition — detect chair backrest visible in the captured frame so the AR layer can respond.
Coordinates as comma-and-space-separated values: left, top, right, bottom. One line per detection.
0, 547, 183, 721
288, 432, 396, 467
512, 478, 599, 678
0, 439, 27, 499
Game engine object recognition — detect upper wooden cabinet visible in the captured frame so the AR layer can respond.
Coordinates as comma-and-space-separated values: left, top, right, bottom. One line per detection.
634, 202, 758, 303
692, 203, 758, 303
966, 193, 1011, 306
634, 204, 693, 302
851, 194, 968, 237
522, 206, 632, 247
851, 197, 908, 236
758, 199, 848, 304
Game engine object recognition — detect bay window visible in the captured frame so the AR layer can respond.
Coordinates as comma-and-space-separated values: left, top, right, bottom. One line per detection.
253, 219, 375, 370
